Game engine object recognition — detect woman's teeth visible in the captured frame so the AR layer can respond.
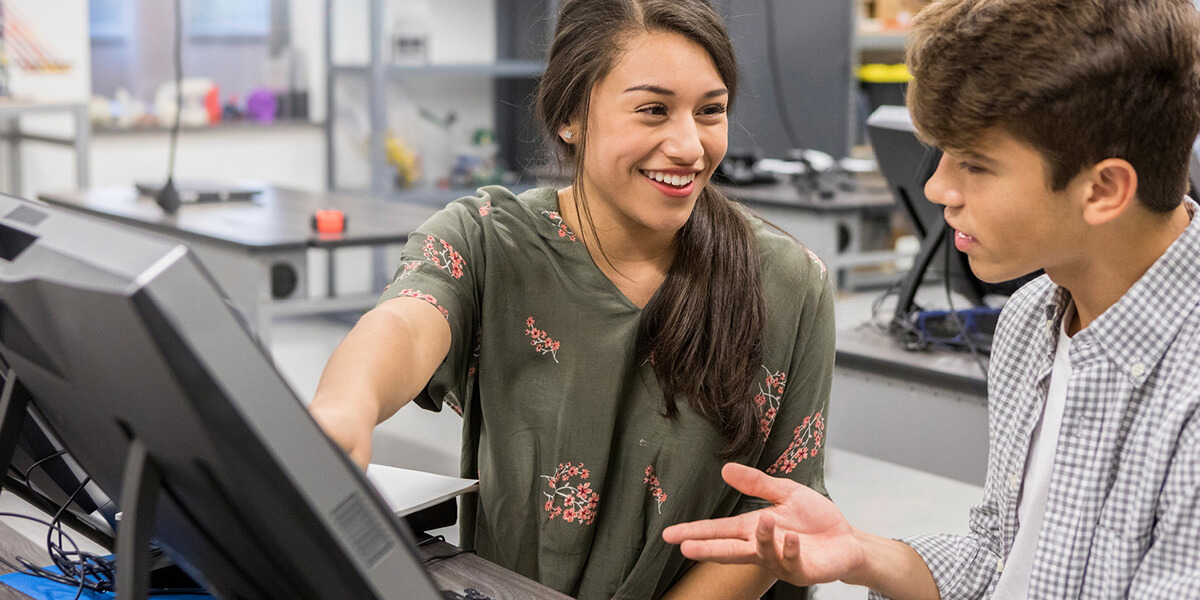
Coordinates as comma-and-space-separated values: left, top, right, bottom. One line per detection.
642, 170, 696, 187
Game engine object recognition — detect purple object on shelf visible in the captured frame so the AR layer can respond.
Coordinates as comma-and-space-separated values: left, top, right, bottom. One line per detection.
245, 88, 278, 123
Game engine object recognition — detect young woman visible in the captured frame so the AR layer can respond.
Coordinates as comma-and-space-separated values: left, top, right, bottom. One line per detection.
308, 1, 835, 598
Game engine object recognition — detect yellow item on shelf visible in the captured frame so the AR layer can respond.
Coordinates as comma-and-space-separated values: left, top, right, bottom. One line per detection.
857, 63, 912, 83
385, 132, 421, 188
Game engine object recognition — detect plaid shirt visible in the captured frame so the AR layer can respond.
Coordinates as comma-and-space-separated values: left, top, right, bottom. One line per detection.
871, 200, 1200, 599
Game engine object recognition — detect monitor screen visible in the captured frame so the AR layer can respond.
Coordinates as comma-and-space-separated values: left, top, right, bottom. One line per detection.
0, 194, 442, 600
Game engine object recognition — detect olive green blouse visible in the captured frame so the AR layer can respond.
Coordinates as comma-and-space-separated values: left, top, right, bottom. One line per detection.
379, 186, 835, 600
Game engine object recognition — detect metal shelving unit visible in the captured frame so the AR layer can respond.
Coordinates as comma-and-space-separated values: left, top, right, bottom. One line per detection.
324, 0, 558, 203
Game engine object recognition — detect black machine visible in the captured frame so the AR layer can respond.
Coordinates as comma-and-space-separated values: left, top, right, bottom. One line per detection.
867, 106, 1040, 349
0, 194, 443, 600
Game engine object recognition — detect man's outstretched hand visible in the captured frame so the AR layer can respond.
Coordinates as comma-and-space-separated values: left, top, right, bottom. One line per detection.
662, 463, 866, 587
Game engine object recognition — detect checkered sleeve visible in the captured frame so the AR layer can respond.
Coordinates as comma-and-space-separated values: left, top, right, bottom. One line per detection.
865, 515, 1003, 600
1127, 419, 1200, 596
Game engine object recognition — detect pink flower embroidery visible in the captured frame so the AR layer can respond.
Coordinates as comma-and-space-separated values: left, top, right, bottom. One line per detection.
803, 246, 827, 277
757, 367, 788, 440
479, 201, 492, 216
397, 260, 421, 280
524, 316, 561, 363
542, 462, 598, 524
644, 465, 668, 513
421, 235, 466, 279
395, 289, 450, 320
766, 410, 825, 475
541, 210, 577, 241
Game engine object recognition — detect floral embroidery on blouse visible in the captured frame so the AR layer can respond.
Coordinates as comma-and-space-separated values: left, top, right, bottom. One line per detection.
541, 210, 577, 241
397, 260, 421, 280
479, 201, 492, 216
445, 398, 463, 416
525, 316, 561, 363
766, 411, 825, 475
542, 462, 598, 524
421, 235, 466, 279
803, 246, 827, 277
755, 367, 787, 440
395, 289, 450, 320
643, 466, 667, 513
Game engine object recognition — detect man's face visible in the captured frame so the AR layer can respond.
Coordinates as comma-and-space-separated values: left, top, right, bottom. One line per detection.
924, 128, 1089, 283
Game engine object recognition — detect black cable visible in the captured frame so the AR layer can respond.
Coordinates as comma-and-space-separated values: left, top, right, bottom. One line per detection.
0, 486, 206, 596
155, 0, 185, 213
943, 237, 989, 380
18, 449, 67, 484
422, 548, 474, 565
168, 0, 183, 177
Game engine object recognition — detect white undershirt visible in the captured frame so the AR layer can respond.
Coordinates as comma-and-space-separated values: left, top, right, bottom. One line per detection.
993, 303, 1074, 598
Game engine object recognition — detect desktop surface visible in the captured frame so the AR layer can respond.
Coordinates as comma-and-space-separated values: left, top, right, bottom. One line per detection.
36, 186, 441, 251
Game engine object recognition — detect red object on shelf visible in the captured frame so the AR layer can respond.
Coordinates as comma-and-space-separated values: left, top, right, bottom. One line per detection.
312, 209, 346, 234
205, 85, 221, 123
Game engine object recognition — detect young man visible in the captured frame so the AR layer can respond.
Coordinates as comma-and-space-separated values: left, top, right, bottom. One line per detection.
662, 0, 1200, 597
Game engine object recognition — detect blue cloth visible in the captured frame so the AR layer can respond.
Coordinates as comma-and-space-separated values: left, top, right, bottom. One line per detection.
0, 566, 210, 599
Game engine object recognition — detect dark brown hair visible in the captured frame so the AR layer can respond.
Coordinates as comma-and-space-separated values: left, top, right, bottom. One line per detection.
907, 0, 1200, 212
535, 0, 766, 459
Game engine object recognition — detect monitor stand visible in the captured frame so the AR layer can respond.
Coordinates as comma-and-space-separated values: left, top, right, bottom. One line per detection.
889, 220, 987, 334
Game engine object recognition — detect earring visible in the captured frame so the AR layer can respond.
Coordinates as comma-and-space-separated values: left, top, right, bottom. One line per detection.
561, 130, 574, 141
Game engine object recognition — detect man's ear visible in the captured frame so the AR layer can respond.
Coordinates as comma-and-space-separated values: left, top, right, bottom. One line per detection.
1081, 158, 1138, 226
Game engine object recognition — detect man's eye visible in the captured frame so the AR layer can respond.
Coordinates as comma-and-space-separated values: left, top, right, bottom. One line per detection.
959, 161, 986, 175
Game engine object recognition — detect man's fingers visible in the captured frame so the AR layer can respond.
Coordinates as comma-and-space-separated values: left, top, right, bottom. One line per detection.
721, 463, 803, 505
781, 531, 801, 563
678, 539, 761, 564
663, 513, 755, 543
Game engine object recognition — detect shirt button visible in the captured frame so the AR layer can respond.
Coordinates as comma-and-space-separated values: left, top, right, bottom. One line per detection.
997, 557, 1005, 573
1131, 362, 1146, 378
1008, 473, 1020, 490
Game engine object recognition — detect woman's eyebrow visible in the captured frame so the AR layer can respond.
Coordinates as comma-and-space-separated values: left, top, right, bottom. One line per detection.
623, 84, 728, 98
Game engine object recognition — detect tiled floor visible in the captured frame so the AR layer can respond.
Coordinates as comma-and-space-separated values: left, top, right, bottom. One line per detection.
0, 289, 986, 598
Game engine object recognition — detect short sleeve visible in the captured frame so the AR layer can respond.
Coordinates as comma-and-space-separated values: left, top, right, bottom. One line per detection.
737, 241, 837, 513
377, 190, 490, 416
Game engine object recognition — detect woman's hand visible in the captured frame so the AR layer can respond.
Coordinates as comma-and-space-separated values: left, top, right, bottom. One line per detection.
662, 463, 866, 587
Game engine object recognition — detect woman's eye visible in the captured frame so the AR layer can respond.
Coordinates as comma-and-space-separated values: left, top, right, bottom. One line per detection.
639, 105, 668, 116
700, 104, 727, 116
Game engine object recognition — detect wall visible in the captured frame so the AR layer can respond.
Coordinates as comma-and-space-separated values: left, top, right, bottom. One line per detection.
1, 0, 91, 198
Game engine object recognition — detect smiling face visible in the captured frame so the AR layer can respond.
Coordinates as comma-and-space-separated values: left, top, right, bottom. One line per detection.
924, 128, 1091, 283
572, 29, 729, 238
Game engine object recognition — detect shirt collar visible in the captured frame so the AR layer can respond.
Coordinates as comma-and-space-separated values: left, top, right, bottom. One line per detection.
1042, 197, 1200, 383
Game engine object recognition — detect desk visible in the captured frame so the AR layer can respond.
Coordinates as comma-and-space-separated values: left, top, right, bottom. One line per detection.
37, 186, 441, 344
720, 177, 904, 289
0, 520, 570, 600
0, 100, 90, 197
830, 325, 990, 486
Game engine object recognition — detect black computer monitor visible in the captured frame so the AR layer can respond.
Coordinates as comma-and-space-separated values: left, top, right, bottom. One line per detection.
0, 194, 442, 600
866, 106, 1039, 329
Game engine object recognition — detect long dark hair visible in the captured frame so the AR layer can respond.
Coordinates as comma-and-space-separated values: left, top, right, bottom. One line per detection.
535, 0, 766, 459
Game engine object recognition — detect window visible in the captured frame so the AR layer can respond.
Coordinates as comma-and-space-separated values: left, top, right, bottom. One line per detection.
185, 0, 272, 38
88, 0, 130, 41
